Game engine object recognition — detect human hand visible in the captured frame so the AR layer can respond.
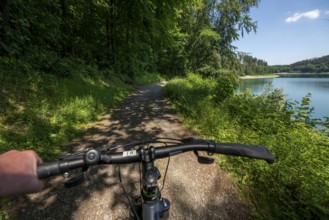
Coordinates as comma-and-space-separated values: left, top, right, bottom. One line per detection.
0, 150, 43, 197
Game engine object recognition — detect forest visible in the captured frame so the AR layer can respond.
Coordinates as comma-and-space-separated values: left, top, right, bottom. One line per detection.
1, 0, 328, 219
0, 0, 257, 80
238, 54, 329, 76
0, 0, 255, 152
273, 55, 329, 73
238, 53, 273, 75
0, 0, 261, 153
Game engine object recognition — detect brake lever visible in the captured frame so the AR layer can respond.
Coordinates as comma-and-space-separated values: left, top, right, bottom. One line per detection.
63, 167, 88, 188
193, 151, 214, 164
182, 137, 208, 144
181, 137, 215, 145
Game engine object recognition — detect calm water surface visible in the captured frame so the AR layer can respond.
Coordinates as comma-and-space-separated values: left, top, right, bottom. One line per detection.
239, 77, 329, 119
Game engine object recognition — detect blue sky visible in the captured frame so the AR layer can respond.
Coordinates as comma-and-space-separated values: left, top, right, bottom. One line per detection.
233, 0, 329, 65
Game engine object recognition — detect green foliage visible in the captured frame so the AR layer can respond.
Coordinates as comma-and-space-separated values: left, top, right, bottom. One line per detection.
164, 72, 238, 110
0, 0, 261, 79
188, 27, 222, 71
133, 73, 164, 86
238, 53, 274, 75
273, 55, 329, 73
0, 0, 262, 217
0, 58, 130, 159
180, 0, 261, 72
0, 198, 12, 220
165, 75, 329, 219
0, 0, 189, 78
214, 0, 259, 69
321, 117, 329, 135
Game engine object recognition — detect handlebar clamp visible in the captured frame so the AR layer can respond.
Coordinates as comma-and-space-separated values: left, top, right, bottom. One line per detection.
85, 149, 101, 165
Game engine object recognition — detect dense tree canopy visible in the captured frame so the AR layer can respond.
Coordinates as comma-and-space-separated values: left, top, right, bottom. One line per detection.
0, 0, 260, 78
238, 52, 273, 75
273, 55, 329, 73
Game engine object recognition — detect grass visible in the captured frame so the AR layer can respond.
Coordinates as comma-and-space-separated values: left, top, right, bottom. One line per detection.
133, 72, 164, 85
0, 58, 164, 159
0, 60, 132, 159
0, 56, 166, 218
164, 73, 329, 219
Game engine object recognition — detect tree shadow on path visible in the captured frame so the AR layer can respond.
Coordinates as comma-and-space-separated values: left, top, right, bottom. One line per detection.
13, 82, 249, 220
13, 83, 187, 219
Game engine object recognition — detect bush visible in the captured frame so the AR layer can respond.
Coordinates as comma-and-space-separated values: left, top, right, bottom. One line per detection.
164, 71, 237, 108
165, 74, 329, 219
133, 73, 164, 85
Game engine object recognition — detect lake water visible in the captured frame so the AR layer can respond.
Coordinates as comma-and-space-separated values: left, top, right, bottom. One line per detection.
239, 77, 329, 119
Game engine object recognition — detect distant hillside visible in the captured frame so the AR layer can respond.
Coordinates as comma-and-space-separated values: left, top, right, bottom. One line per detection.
238, 53, 274, 75
273, 55, 329, 73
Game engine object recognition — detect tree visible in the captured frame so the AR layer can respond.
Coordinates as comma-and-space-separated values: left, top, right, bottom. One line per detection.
213, 0, 259, 68
238, 53, 272, 75
0, 0, 261, 79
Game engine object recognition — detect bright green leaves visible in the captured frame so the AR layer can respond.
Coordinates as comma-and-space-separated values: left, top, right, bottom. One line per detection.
0, 59, 130, 158
165, 75, 329, 219
182, 0, 260, 72
189, 28, 221, 71
214, 0, 259, 68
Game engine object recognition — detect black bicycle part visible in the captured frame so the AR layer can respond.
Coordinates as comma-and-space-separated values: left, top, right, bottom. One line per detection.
64, 172, 85, 188
160, 156, 170, 192
131, 197, 170, 220
38, 138, 274, 179
130, 195, 142, 219
37, 137, 275, 219
63, 166, 88, 188
194, 150, 214, 164
118, 166, 140, 220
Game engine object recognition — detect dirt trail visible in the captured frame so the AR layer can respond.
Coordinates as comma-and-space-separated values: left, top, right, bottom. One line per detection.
14, 83, 249, 220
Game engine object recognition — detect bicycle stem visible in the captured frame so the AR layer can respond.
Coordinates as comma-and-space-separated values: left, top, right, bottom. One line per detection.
139, 147, 170, 220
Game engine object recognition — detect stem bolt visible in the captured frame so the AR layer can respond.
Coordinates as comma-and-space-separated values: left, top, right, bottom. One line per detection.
88, 153, 95, 160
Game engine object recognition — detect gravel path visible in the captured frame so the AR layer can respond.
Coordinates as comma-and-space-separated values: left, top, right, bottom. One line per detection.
14, 83, 249, 220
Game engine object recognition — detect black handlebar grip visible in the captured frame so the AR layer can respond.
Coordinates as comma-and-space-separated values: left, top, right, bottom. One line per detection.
215, 143, 275, 163
37, 161, 62, 179
37, 159, 85, 179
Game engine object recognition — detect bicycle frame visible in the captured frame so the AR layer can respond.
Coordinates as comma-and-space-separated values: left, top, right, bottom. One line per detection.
128, 148, 170, 220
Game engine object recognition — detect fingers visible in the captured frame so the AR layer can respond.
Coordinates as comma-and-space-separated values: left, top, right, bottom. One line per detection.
23, 150, 44, 191
0, 150, 45, 196
24, 150, 43, 164
30, 178, 44, 193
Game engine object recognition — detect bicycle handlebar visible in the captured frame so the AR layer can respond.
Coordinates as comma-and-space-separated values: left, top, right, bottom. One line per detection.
214, 142, 274, 162
37, 138, 275, 179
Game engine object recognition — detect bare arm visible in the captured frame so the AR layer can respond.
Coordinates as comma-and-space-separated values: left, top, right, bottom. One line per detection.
0, 150, 43, 197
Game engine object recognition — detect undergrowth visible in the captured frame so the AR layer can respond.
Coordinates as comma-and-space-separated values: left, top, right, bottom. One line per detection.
0, 57, 132, 159
0, 56, 164, 218
164, 73, 329, 219
133, 73, 164, 85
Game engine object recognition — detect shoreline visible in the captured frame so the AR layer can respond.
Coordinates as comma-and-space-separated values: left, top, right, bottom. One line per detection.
276, 72, 329, 77
240, 72, 329, 79
240, 74, 279, 79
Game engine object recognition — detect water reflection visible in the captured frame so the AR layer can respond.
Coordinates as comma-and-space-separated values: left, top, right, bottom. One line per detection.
239, 77, 329, 119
